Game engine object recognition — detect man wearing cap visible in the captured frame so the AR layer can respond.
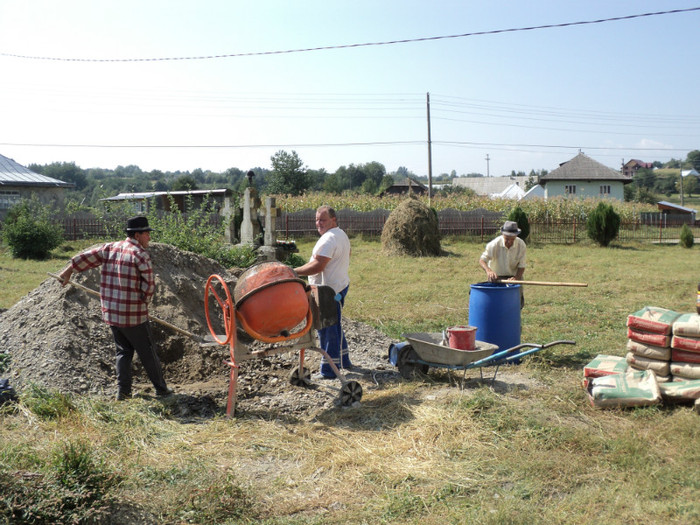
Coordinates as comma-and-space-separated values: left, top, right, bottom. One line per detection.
479, 220, 526, 307
58, 216, 173, 400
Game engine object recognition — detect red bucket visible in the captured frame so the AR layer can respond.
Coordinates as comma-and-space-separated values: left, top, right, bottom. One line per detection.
446, 326, 477, 350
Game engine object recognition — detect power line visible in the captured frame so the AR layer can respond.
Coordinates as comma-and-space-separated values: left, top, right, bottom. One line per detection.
1, 7, 698, 63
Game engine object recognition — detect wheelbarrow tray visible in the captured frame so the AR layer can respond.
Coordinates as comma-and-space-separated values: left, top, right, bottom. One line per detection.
402, 332, 498, 367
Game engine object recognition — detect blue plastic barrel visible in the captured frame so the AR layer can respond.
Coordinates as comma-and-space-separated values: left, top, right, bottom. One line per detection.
468, 282, 521, 355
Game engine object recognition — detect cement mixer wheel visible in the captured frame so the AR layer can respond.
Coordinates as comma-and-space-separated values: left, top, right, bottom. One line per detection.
397, 345, 429, 379
289, 366, 311, 387
339, 381, 363, 407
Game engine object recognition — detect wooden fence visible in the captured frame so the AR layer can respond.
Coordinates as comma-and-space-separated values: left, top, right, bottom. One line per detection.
58, 210, 698, 244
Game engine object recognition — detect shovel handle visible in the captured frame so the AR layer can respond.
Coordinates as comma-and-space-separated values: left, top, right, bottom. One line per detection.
495, 280, 587, 287
47, 272, 202, 342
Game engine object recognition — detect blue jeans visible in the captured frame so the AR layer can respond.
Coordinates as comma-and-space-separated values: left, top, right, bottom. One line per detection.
318, 286, 350, 378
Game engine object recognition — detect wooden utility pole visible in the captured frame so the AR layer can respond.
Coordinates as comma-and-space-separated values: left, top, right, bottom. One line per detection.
680, 166, 684, 206
426, 92, 433, 206
485, 154, 490, 177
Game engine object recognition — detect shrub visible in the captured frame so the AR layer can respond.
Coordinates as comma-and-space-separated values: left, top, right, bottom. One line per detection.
2, 198, 63, 259
586, 202, 621, 247
507, 206, 530, 241
679, 224, 694, 248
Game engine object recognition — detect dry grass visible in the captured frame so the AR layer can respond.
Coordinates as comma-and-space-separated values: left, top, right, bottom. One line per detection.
1, 236, 699, 523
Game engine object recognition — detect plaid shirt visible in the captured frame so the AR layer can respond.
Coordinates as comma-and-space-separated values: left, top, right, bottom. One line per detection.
70, 237, 155, 327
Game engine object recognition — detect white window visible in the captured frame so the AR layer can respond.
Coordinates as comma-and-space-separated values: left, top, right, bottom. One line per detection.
0, 191, 21, 210
565, 185, 576, 195
600, 185, 611, 195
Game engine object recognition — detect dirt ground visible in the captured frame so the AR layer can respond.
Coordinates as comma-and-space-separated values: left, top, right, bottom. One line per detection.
0, 243, 405, 419
0, 243, 539, 421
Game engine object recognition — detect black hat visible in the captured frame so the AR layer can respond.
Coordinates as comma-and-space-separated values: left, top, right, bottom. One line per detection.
500, 220, 521, 237
125, 216, 154, 233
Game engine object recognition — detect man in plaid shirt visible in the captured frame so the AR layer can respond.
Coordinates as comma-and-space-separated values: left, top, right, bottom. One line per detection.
58, 216, 173, 400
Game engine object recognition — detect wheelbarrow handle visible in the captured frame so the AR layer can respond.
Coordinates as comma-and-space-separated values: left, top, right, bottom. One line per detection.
466, 340, 576, 368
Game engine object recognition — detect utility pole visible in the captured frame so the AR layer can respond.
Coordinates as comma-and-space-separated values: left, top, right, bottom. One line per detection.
485, 154, 490, 177
426, 92, 433, 206
680, 166, 684, 206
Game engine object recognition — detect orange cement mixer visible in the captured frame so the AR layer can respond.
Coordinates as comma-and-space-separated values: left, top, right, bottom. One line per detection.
233, 261, 312, 342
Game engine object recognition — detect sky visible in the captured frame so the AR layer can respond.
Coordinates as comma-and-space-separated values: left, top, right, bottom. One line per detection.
1, 1, 700, 179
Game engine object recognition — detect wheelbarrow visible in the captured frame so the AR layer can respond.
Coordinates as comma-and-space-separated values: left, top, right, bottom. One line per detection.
204, 262, 363, 417
388, 332, 575, 386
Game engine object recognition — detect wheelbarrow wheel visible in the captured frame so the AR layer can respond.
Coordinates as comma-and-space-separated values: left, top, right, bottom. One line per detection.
397, 345, 428, 379
339, 380, 363, 407
289, 366, 311, 387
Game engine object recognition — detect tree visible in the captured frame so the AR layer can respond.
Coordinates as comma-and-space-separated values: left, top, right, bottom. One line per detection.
507, 206, 530, 242
172, 175, 198, 191
679, 224, 694, 248
30, 161, 87, 190
686, 150, 700, 171
677, 175, 697, 197
586, 202, 621, 247
2, 197, 63, 259
267, 150, 309, 196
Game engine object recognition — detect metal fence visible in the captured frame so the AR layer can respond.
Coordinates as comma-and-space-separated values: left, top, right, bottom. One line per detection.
58, 210, 698, 244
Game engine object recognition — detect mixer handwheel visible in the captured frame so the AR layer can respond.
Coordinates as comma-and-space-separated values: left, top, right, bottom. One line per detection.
339, 381, 363, 407
289, 366, 311, 387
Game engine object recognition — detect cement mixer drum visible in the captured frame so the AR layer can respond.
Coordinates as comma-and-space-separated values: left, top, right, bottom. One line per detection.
233, 261, 309, 339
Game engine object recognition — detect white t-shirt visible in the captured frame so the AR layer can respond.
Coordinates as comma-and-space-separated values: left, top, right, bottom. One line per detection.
480, 235, 526, 276
308, 227, 350, 293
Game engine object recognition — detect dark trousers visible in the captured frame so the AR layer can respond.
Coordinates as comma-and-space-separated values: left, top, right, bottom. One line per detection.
110, 322, 168, 395
318, 286, 351, 378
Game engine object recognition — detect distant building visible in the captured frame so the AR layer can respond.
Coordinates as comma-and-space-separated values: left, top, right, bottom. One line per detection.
520, 184, 545, 201
101, 189, 233, 214
489, 183, 525, 200
380, 177, 428, 196
538, 153, 632, 200
623, 159, 653, 178
452, 175, 529, 196
656, 201, 696, 223
0, 153, 74, 220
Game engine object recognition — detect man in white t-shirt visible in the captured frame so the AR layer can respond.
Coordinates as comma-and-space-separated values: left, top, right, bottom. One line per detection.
295, 206, 352, 378
479, 220, 526, 307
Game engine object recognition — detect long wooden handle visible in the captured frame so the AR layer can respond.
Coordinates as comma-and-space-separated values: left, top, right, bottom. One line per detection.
48, 272, 203, 341
496, 279, 588, 287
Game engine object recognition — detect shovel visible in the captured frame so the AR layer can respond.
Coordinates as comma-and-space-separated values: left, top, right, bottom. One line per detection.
47, 272, 205, 343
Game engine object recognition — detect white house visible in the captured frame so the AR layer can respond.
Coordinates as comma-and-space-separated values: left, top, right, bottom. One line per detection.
538, 153, 632, 200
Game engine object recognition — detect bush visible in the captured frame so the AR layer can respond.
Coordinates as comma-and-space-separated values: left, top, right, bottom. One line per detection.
679, 224, 694, 248
586, 202, 621, 247
2, 198, 63, 259
507, 206, 530, 241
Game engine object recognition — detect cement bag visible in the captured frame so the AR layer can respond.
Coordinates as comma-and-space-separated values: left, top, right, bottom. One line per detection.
583, 354, 628, 378
586, 369, 661, 408
671, 313, 700, 337
626, 352, 670, 376
670, 335, 700, 353
626, 340, 671, 361
670, 362, 700, 380
627, 328, 670, 348
671, 349, 700, 364
659, 379, 700, 403
627, 306, 681, 335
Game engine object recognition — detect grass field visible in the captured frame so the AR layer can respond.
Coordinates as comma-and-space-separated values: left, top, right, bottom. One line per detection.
1, 237, 699, 524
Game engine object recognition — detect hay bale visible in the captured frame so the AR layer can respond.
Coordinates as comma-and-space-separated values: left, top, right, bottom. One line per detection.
381, 196, 441, 256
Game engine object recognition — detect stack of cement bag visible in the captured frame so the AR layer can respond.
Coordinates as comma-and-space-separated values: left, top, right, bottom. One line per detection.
584, 309, 700, 411
670, 313, 700, 380
626, 306, 680, 382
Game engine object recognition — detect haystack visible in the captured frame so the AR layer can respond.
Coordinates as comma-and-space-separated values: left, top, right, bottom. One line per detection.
381, 196, 441, 256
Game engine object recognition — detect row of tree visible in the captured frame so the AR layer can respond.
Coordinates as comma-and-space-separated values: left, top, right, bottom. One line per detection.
29, 149, 700, 211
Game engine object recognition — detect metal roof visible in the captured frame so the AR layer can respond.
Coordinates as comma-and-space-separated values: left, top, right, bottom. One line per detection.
539, 153, 631, 184
101, 189, 231, 201
656, 201, 697, 214
0, 153, 73, 187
